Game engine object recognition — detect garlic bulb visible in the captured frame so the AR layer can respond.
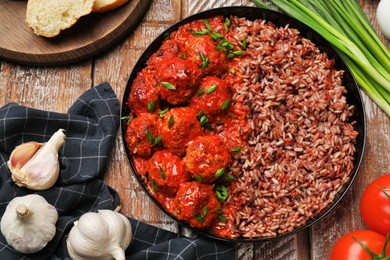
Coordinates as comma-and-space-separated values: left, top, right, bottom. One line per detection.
0, 194, 58, 254
66, 208, 132, 260
7, 129, 66, 190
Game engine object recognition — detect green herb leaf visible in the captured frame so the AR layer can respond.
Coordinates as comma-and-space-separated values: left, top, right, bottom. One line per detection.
206, 84, 217, 94
168, 115, 175, 128
161, 82, 176, 90
221, 99, 230, 110
230, 68, 236, 74
159, 167, 166, 180
199, 114, 209, 127
215, 185, 228, 203
233, 50, 245, 56
198, 87, 205, 96
202, 206, 208, 217
159, 108, 169, 118
148, 99, 155, 113
215, 168, 225, 178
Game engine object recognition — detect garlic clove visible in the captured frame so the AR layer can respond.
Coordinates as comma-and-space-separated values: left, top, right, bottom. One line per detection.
7, 141, 43, 170
8, 129, 66, 190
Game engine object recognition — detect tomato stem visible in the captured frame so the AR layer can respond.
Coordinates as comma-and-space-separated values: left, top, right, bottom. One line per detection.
352, 234, 390, 260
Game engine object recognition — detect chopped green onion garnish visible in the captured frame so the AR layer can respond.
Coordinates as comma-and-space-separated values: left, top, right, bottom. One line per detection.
178, 54, 187, 59
203, 19, 213, 31
218, 215, 228, 222
215, 168, 225, 177
222, 173, 235, 181
151, 179, 158, 192
164, 32, 170, 40
159, 167, 166, 180
206, 84, 217, 94
242, 37, 247, 50
215, 185, 228, 203
233, 50, 245, 56
161, 82, 176, 90
152, 136, 162, 146
198, 87, 205, 96
199, 52, 209, 69
210, 31, 224, 40
194, 215, 205, 223
121, 115, 132, 121
191, 28, 209, 36
199, 114, 209, 126
195, 174, 203, 182
148, 100, 155, 113
147, 129, 153, 143
231, 146, 241, 153
168, 115, 174, 128
224, 17, 231, 32
221, 100, 230, 110
159, 108, 169, 118
230, 68, 236, 74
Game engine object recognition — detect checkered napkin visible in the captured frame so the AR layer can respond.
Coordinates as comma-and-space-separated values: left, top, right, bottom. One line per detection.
0, 82, 235, 260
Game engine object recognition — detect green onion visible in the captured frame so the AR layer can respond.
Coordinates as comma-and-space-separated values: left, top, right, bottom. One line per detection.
168, 115, 174, 128
161, 82, 176, 90
121, 115, 132, 121
159, 167, 166, 180
215, 185, 228, 203
203, 19, 213, 31
195, 174, 203, 182
199, 52, 209, 69
218, 215, 228, 222
164, 32, 170, 40
148, 100, 155, 113
151, 179, 158, 192
146, 129, 153, 143
152, 136, 162, 146
222, 173, 235, 181
198, 87, 205, 96
230, 68, 236, 74
251, 0, 390, 116
178, 54, 187, 59
206, 84, 217, 94
221, 100, 230, 110
242, 37, 247, 50
224, 17, 231, 32
215, 168, 225, 177
159, 108, 169, 118
231, 146, 242, 153
191, 28, 209, 36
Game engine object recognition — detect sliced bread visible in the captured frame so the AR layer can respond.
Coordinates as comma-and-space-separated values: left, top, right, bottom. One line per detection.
92, 0, 129, 13
25, 0, 95, 37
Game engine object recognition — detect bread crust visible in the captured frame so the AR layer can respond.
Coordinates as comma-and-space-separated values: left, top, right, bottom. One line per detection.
92, 0, 129, 13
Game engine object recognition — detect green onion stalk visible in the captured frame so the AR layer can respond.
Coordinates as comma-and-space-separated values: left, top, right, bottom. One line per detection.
251, 0, 390, 116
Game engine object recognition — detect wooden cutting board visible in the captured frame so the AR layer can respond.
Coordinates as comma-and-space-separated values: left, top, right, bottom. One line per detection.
0, 0, 151, 66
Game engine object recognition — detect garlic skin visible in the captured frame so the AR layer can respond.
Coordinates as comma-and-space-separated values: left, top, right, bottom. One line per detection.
0, 194, 58, 254
7, 129, 66, 190
66, 209, 132, 260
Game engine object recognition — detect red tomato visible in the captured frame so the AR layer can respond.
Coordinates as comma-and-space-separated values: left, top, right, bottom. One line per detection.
360, 174, 390, 236
330, 230, 390, 260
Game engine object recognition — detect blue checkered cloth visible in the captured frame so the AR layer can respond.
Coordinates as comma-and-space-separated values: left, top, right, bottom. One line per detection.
0, 82, 235, 259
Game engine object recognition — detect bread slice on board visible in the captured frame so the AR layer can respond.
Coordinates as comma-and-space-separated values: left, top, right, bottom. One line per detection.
92, 0, 129, 13
25, 0, 95, 37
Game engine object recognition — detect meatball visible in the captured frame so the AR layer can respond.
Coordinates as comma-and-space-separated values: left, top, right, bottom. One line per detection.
186, 36, 228, 76
148, 39, 183, 66
156, 58, 201, 105
125, 113, 160, 158
159, 107, 203, 156
190, 76, 232, 120
183, 135, 231, 183
147, 150, 190, 196
174, 181, 221, 229
128, 68, 159, 116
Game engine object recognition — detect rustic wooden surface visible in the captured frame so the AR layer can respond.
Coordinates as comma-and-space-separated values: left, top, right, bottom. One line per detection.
0, 0, 150, 66
0, 0, 389, 259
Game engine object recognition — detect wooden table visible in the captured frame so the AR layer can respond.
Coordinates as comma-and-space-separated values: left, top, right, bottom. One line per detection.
1, 0, 389, 259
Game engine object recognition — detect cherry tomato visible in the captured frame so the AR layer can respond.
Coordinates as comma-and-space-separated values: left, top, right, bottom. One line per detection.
330, 230, 390, 260
360, 174, 390, 236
